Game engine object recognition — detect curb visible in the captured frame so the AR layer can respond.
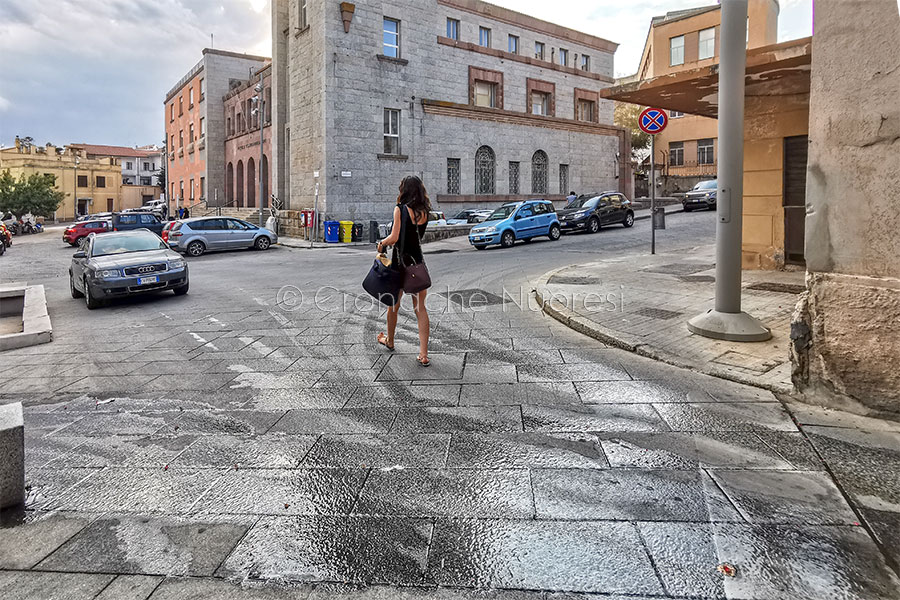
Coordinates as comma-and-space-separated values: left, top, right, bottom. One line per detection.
533, 269, 792, 396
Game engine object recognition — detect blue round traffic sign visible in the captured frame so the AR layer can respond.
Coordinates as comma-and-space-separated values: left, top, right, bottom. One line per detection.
639, 108, 668, 135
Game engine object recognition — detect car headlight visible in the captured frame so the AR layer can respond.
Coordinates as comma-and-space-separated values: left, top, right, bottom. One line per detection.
168, 259, 186, 269
485, 226, 497, 233
574, 211, 589, 218
96, 269, 120, 279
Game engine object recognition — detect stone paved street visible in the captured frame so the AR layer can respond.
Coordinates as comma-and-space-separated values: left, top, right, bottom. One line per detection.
1, 214, 898, 599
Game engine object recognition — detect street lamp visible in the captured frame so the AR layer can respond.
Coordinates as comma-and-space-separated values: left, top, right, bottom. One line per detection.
251, 76, 265, 227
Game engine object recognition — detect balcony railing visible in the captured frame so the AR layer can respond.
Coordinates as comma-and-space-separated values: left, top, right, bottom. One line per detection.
662, 159, 716, 177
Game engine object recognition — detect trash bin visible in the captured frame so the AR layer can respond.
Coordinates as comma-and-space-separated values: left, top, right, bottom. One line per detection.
351, 223, 364, 242
324, 221, 340, 243
339, 220, 354, 243
368, 220, 379, 243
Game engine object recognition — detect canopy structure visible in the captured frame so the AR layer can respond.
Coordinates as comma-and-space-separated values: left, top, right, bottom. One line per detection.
600, 37, 811, 117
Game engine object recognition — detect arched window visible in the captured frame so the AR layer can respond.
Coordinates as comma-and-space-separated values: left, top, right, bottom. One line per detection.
247, 157, 256, 208
531, 150, 548, 194
474, 145, 496, 194
225, 163, 234, 205
236, 160, 244, 207
261, 155, 269, 207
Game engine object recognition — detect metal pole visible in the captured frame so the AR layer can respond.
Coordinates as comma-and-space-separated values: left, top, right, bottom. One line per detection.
687, 0, 770, 342
310, 180, 319, 249
257, 71, 265, 228
650, 135, 656, 255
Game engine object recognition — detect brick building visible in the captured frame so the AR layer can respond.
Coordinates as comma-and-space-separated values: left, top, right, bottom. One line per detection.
223, 64, 273, 209
270, 0, 631, 222
164, 49, 268, 210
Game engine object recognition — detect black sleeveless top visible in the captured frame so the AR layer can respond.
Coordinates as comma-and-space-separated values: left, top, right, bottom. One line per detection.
393, 205, 427, 267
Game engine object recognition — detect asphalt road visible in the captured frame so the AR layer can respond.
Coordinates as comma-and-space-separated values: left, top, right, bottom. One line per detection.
1, 210, 898, 600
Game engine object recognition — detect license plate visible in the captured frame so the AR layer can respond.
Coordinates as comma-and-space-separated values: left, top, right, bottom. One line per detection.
561, 222, 568, 226
137, 276, 159, 285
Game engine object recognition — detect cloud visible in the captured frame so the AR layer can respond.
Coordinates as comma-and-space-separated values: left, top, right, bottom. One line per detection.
0, 96, 10, 112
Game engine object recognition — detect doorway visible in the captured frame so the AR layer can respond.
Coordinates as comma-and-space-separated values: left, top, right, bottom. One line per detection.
77, 198, 90, 216
783, 135, 808, 265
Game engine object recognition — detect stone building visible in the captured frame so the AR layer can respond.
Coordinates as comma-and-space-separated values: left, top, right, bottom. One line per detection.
223, 64, 273, 210
270, 0, 631, 223
164, 49, 269, 210
69, 143, 162, 211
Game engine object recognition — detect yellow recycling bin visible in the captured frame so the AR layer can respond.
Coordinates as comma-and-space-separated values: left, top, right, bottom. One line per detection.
339, 220, 354, 243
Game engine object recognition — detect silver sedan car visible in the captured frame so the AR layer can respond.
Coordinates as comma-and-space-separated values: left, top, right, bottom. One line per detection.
167, 217, 278, 257
69, 230, 189, 309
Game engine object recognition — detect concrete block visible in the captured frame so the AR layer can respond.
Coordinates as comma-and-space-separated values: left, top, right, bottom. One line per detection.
0, 402, 25, 510
0, 285, 52, 352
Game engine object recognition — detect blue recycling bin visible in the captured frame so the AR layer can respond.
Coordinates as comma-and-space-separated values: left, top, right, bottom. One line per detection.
324, 221, 340, 243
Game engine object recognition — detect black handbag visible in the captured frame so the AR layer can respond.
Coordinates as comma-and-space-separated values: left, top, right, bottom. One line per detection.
397, 207, 431, 294
362, 252, 404, 306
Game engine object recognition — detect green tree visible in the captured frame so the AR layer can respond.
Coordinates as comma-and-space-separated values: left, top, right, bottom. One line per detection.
0, 170, 66, 217
614, 102, 651, 157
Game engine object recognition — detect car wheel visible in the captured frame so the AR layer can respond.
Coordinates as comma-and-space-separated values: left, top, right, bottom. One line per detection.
683, 205, 693, 213
173, 282, 189, 296
623, 212, 635, 228
473, 244, 487, 251
69, 273, 83, 298
186, 241, 205, 257
588, 217, 600, 233
0, 241, 5, 255
254, 236, 271, 250
548, 224, 561, 241
708, 204, 717, 211
500, 230, 515, 248
83, 278, 101, 309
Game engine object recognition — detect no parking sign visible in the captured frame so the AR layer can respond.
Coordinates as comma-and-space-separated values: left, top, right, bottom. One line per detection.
638, 108, 668, 135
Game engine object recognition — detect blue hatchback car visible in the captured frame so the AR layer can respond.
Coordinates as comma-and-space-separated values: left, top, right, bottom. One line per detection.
468, 200, 561, 250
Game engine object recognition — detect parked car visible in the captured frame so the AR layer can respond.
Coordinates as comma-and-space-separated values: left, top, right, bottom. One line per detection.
683, 179, 717, 211
167, 216, 277, 256
77, 211, 113, 222
63, 219, 111, 246
468, 200, 560, 249
69, 230, 189, 309
428, 211, 447, 226
446, 209, 490, 225
111, 211, 165, 235
558, 192, 635, 233
161, 220, 178, 244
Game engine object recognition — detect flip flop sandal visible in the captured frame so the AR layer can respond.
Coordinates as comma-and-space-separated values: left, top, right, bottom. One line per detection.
417, 356, 431, 367
377, 333, 395, 351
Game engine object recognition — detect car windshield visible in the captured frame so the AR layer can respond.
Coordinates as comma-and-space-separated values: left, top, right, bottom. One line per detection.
566, 196, 599, 209
450, 210, 471, 220
693, 180, 717, 191
91, 233, 165, 257
486, 205, 517, 221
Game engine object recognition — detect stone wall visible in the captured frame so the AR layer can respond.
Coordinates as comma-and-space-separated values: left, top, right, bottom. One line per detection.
791, 0, 900, 416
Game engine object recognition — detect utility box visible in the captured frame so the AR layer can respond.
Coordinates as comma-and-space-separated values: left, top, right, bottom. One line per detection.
653, 207, 666, 230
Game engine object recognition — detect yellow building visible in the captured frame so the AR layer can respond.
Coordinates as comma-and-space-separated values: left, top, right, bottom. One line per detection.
0, 144, 124, 221
631, 1, 779, 191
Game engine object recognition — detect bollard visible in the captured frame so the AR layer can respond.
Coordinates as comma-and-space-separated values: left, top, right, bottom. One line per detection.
369, 220, 378, 243
0, 402, 25, 510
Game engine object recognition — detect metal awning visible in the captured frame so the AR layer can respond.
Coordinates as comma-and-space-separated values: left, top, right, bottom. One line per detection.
600, 37, 812, 118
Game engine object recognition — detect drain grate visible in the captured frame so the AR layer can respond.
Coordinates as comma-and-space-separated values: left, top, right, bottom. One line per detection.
548, 275, 602, 285
746, 282, 805, 294
439, 288, 506, 306
634, 307, 684, 320
679, 275, 716, 283
644, 263, 715, 276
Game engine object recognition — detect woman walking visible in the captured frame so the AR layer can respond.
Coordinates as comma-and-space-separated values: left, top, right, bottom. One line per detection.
376, 176, 431, 366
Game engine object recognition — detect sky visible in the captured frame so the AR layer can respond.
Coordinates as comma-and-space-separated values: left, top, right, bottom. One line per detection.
0, 0, 813, 149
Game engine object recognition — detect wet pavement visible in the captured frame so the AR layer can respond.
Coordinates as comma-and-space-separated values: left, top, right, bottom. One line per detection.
0, 217, 899, 599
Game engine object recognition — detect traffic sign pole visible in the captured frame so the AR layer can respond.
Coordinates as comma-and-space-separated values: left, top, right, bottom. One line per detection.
650, 135, 656, 254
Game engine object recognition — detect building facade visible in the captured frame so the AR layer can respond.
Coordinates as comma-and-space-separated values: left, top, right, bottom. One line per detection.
632, 1, 779, 194
164, 49, 269, 210
70, 143, 162, 210
223, 64, 273, 208
271, 0, 630, 222
0, 143, 123, 220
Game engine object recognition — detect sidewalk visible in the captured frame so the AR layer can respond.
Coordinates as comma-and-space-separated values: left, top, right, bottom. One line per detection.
534, 244, 803, 394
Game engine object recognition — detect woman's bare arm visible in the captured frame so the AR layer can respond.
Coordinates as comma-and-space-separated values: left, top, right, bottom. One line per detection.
377, 206, 402, 252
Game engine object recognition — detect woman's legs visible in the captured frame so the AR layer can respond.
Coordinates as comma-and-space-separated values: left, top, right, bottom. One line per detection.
385, 291, 403, 345
412, 290, 430, 359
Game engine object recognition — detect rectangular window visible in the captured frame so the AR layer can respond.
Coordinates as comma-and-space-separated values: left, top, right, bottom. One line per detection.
383, 18, 400, 58
189, 123, 195, 143
141, 177, 151, 185
96, 176, 106, 188
299, 0, 308, 29
535, 41, 545, 60
559, 48, 568, 66
189, 87, 194, 107
447, 158, 461, 194
508, 34, 519, 54
143, 162, 150, 170
669, 141, 684, 166
169, 104, 174, 121
199, 78, 205, 100
699, 27, 715, 60
179, 130, 183, 147
179, 181, 184, 201
577, 99, 595, 122
190, 178, 195, 200
199, 117, 205, 136
446, 18, 459, 40
383, 108, 400, 155
474, 81, 496, 108
559, 164, 569, 194
581, 54, 590, 71
531, 91, 550, 116
77, 175, 88, 187
178, 96, 183, 116
200, 177, 205, 199
509, 161, 520, 194
670, 110, 684, 118
125, 161, 133, 170
670, 35, 685, 66
479, 26, 491, 48
698, 138, 714, 164
170, 134, 175, 150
